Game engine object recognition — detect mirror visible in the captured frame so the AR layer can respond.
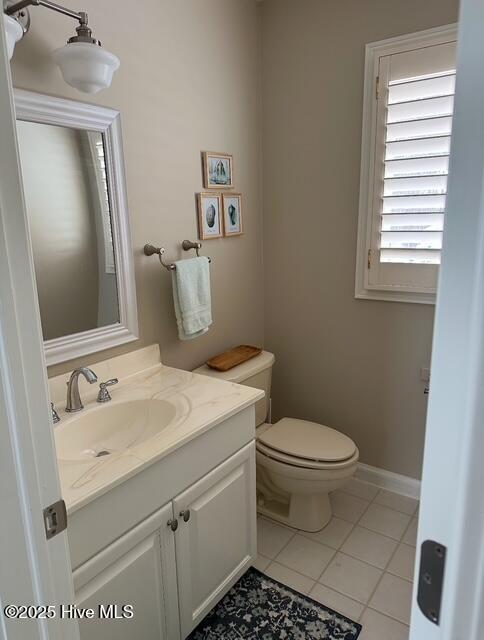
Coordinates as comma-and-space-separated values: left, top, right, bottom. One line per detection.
17, 122, 119, 340
15, 90, 138, 365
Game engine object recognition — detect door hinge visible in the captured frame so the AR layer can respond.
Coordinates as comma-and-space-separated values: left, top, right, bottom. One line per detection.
367, 249, 372, 269
43, 499, 67, 540
375, 75, 380, 99
417, 540, 447, 625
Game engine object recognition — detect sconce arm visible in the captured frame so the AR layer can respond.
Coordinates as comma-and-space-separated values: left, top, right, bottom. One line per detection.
5, 0, 87, 26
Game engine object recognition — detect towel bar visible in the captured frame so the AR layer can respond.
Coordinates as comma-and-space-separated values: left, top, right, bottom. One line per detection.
144, 240, 211, 271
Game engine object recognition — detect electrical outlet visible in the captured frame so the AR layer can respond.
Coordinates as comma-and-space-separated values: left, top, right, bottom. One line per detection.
420, 367, 431, 383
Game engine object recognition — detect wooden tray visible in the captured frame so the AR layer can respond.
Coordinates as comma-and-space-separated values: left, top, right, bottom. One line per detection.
206, 345, 262, 372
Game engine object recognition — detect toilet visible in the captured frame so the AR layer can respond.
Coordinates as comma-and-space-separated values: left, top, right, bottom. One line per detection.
194, 351, 359, 532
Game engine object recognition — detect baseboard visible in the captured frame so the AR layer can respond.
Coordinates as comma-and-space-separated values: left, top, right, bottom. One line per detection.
355, 462, 421, 500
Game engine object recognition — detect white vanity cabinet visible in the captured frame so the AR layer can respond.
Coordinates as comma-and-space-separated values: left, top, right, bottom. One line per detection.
73, 502, 179, 640
173, 442, 257, 637
71, 440, 256, 640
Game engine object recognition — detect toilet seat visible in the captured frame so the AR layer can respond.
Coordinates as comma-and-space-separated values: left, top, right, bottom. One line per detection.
256, 440, 359, 470
257, 417, 357, 469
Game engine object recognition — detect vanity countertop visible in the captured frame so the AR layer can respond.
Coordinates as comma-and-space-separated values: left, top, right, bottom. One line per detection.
52, 349, 263, 515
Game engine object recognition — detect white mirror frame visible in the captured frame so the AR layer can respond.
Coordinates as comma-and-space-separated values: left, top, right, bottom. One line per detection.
14, 89, 139, 366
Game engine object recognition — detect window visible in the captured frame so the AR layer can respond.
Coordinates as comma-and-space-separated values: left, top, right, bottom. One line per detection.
356, 25, 458, 303
86, 132, 116, 275
94, 138, 116, 274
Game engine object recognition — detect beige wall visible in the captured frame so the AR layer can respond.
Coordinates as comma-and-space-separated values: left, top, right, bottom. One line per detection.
261, 0, 459, 479
12, 0, 264, 377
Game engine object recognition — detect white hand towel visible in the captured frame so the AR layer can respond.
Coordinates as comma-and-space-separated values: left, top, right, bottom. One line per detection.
171, 256, 212, 340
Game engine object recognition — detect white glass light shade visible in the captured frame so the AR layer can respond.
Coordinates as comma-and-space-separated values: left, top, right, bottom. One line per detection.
4, 14, 23, 61
53, 42, 120, 94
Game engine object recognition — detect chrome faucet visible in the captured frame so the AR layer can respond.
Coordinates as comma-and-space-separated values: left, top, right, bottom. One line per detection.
66, 367, 98, 413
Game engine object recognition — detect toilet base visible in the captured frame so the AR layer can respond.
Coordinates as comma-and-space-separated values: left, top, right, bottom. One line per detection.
257, 490, 332, 532
255, 448, 358, 533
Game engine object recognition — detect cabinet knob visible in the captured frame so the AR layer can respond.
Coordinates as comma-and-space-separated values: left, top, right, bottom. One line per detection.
179, 509, 191, 523
167, 518, 178, 531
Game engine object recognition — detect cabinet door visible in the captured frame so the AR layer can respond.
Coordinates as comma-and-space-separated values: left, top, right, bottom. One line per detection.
174, 441, 257, 637
73, 502, 180, 640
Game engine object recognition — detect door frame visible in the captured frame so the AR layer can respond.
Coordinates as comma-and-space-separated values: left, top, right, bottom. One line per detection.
410, 0, 484, 639
0, 18, 79, 640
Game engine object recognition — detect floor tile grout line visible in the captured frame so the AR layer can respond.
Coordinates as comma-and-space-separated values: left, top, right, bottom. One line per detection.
312, 573, 412, 626
270, 533, 411, 600
355, 490, 376, 523
351, 488, 416, 543
319, 545, 402, 576
342, 481, 419, 503
261, 557, 367, 616
364, 605, 411, 629
338, 489, 379, 504
336, 518, 357, 550
349, 521, 413, 544
372, 488, 419, 516
309, 574, 372, 609
314, 522, 394, 577
268, 525, 298, 562
381, 567, 413, 584
356, 514, 414, 625
265, 559, 318, 590
339, 486, 418, 517
401, 512, 418, 544
264, 559, 317, 592
298, 520, 356, 553
257, 516, 298, 561
269, 545, 335, 579
264, 566, 371, 620
311, 585, 367, 612
341, 487, 416, 623
314, 494, 399, 612
326, 484, 417, 530
272, 538, 338, 583
384, 530, 416, 583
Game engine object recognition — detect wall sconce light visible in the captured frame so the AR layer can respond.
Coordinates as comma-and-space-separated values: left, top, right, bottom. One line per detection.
3, 0, 119, 93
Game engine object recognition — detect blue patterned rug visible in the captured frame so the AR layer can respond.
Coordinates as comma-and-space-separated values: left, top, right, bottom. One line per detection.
188, 567, 362, 639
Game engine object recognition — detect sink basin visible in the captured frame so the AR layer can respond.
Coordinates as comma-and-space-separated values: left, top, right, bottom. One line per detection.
55, 399, 177, 461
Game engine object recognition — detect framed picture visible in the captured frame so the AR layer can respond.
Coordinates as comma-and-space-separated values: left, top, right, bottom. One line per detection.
197, 192, 223, 239
202, 151, 234, 189
222, 193, 243, 236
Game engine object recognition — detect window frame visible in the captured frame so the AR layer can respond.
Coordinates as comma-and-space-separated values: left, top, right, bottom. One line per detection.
355, 24, 458, 304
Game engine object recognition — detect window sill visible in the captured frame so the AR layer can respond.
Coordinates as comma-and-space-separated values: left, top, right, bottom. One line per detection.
355, 287, 436, 305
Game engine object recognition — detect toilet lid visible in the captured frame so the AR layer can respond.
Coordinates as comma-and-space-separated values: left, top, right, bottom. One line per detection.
258, 418, 357, 463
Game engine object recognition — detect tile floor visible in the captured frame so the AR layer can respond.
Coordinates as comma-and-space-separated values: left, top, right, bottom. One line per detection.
254, 479, 419, 640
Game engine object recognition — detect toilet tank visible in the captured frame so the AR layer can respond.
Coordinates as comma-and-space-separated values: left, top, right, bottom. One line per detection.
193, 350, 275, 426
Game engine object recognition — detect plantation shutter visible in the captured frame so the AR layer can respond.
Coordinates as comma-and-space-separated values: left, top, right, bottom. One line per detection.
367, 39, 457, 294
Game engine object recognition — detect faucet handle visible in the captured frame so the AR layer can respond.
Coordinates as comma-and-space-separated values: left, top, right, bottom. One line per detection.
51, 402, 60, 424
97, 378, 118, 403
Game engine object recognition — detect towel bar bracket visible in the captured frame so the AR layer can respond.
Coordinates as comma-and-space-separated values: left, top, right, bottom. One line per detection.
144, 241, 211, 271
